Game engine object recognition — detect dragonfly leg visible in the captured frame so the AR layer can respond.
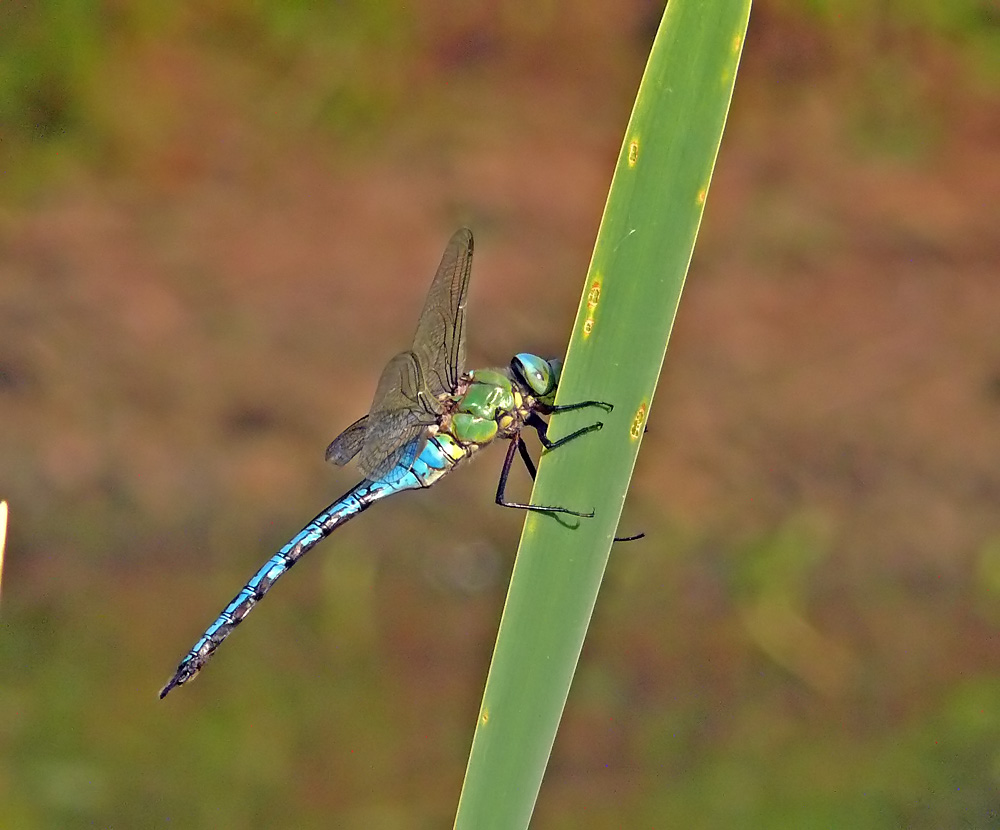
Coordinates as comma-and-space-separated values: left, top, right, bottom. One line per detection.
516, 434, 538, 479
495, 435, 594, 517
526, 410, 604, 451
548, 399, 613, 414
522, 412, 648, 541
513, 436, 644, 541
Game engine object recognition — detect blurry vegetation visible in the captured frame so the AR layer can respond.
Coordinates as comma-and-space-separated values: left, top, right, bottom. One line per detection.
769, 0, 1000, 87
1, 1, 999, 827
1, 0, 998, 195
1, 1, 412, 194
786, 0, 1000, 80
764, 0, 1000, 158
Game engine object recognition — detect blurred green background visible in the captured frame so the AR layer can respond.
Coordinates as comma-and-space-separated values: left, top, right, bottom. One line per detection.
2, 1, 999, 827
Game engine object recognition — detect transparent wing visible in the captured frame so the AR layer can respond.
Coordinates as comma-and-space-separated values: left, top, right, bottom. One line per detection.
409, 227, 474, 398
325, 415, 368, 466
352, 229, 475, 479
374, 433, 423, 485
356, 352, 434, 480
325, 409, 423, 482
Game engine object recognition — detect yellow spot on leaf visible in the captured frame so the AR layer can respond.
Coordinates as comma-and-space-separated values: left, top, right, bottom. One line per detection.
630, 403, 647, 440
582, 278, 602, 338
696, 188, 707, 205
587, 282, 601, 308
481, 707, 490, 725
627, 139, 639, 167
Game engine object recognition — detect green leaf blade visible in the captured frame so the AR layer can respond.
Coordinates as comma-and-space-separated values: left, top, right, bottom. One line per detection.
455, 3, 751, 828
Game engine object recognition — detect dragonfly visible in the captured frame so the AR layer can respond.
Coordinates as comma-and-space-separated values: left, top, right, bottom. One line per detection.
160, 228, 625, 698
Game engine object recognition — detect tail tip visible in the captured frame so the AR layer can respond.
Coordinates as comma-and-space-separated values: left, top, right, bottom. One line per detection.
159, 664, 198, 699
159, 675, 181, 699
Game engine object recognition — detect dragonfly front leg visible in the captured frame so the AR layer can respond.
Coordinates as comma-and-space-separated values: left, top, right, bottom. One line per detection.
548, 399, 613, 414
495, 434, 594, 517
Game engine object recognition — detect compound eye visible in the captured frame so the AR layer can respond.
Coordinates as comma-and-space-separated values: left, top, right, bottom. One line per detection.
512, 353, 555, 397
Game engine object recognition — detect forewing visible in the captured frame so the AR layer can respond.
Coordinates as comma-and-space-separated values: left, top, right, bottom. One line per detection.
336, 230, 472, 479
325, 415, 368, 466
410, 228, 473, 397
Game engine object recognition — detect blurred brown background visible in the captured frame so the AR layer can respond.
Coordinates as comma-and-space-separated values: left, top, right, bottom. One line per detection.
2, 1, 999, 827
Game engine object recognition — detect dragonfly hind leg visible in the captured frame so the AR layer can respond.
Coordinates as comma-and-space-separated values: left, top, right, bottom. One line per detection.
519, 412, 645, 542
495, 435, 594, 517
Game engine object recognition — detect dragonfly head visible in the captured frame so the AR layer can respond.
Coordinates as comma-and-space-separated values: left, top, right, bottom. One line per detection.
511, 353, 561, 404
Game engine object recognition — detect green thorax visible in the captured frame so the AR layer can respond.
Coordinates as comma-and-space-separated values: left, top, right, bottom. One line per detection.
448, 368, 525, 446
